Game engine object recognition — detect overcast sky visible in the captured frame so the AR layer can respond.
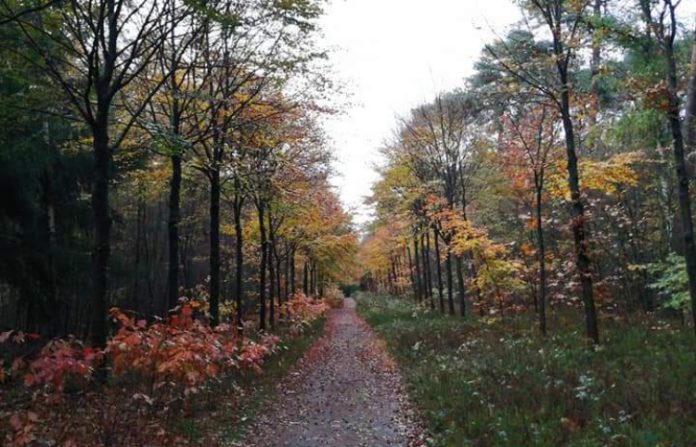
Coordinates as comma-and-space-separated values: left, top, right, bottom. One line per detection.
319, 0, 521, 225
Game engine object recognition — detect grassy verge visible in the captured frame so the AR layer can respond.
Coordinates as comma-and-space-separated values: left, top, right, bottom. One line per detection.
173, 318, 326, 443
356, 293, 695, 447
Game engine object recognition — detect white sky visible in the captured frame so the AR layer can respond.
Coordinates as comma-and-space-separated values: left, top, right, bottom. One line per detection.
320, 0, 522, 225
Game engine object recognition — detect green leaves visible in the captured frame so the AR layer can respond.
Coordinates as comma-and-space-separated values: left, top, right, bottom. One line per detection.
648, 253, 692, 312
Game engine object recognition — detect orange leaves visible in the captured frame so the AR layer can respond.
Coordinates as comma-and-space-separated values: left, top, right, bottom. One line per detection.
106, 305, 279, 394
22, 338, 100, 392
238, 334, 281, 374
519, 242, 536, 258
5, 305, 281, 397
282, 293, 329, 334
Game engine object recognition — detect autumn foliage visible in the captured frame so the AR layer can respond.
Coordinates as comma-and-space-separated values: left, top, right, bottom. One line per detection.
281, 293, 330, 334
0, 293, 334, 445
107, 305, 280, 391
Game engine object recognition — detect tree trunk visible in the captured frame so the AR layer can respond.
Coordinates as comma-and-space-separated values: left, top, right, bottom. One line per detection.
423, 231, 434, 309
284, 242, 290, 302
257, 201, 267, 331
303, 260, 309, 296
209, 168, 221, 327
413, 235, 423, 302
165, 10, 183, 315
91, 125, 111, 350
276, 248, 282, 305
459, 181, 482, 311
132, 194, 143, 308
407, 245, 417, 301
267, 209, 275, 328
233, 192, 244, 336
683, 29, 696, 162
559, 73, 599, 344
433, 228, 444, 313
666, 32, 696, 333
535, 184, 547, 336
588, 0, 602, 154
290, 247, 296, 295
446, 252, 455, 315
167, 154, 182, 313
311, 261, 318, 296
456, 256, 466, 317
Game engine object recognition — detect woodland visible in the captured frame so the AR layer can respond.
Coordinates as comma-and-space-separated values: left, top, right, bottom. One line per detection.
0, 0, 695, 446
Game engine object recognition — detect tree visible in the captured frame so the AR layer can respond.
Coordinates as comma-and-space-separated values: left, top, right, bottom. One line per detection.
486, 0, 601, 343
2, 0, 186, 347
653, 0, 696, 332
499, 103, 560, 334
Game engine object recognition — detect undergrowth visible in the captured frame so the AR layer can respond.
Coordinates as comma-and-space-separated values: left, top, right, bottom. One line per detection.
189, 317, 326, 443
356, 293, 695, 447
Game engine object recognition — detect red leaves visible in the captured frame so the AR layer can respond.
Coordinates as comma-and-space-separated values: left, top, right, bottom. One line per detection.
5, 304, 281, 397
107, 304, 280, 394
22, 338, 100, 391
282, 293, 329, 334
1, 303, 287, 444
6, 411, 39, 446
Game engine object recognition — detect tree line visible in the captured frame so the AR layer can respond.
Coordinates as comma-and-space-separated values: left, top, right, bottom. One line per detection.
0, 0, 357, 345
360, 0, 696, 343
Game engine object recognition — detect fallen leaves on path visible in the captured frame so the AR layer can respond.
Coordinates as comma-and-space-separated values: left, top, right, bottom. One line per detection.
242, 298, 424, 447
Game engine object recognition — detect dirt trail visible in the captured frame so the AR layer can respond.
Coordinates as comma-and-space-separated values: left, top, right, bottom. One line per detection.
242, 298, 420, 447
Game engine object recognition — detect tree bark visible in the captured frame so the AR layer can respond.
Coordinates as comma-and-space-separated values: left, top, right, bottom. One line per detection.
456, 256, 466, 317
423, 231, 434, 309
290, 247, 296, 295
407, 245, 417, 301
446, 252, 455, 315
303, 260, 309, 296
284, 242, 290, 302
683, 28, 696, 161
166, 32, 183, 314
267, 209, 275, 328
90, 123, 111, 350
257, 201, 267, 331
233, 191, 244, 335
208, 168, 221, 327
167, 154, 181, 313
588, 0, 603, 154
559, 93, 599, 343
666, 25, 696, 333
433, 228, 444, 313
413, 235, 423, 302
535, 183, 547, 336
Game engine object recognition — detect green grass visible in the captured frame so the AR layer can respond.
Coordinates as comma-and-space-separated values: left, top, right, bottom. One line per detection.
356, 293, 695, 447
172, 318, 326, 443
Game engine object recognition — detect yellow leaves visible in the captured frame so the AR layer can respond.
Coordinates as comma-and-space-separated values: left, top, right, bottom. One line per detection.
424, 203, 524, 297
474, 256, 525, 295
547, 152, 642, 199
220, 224, 236, 237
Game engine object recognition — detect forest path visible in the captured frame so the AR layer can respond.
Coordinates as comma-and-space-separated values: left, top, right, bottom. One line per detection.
241, 298, 420, 447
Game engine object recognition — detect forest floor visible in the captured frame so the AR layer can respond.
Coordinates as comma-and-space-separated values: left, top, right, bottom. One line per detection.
241, 298, 423, 447
356, 293, 696, 446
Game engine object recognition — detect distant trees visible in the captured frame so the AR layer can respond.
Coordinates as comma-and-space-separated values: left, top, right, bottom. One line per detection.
360, 0, 696, 338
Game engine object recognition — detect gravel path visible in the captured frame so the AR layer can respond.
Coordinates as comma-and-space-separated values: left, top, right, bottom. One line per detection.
242, 298, 421, 447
